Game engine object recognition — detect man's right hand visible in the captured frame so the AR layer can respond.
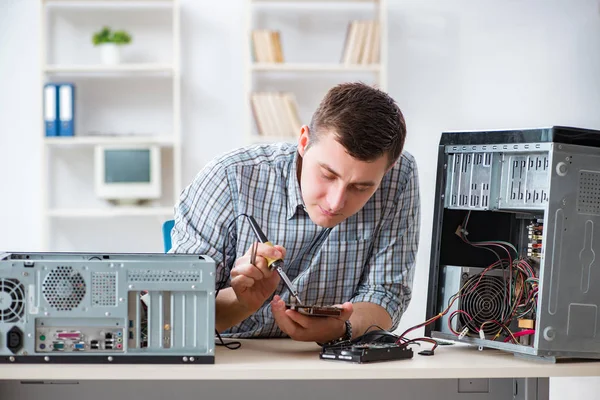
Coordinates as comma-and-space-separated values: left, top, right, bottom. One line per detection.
230, 242, 286, 314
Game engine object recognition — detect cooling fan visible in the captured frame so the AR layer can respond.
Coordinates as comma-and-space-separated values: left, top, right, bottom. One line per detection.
458, 274, 507, 336
42, 265, 87, 311
0, 278, 25, 322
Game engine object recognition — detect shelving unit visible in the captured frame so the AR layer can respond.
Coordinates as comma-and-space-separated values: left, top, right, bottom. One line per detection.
251, 63, 381, 72
44, 136, 176, 146
243, 0, 387, 145
39, 0, 181, 252
47, 207, 175, 218
44, 64, 175, 74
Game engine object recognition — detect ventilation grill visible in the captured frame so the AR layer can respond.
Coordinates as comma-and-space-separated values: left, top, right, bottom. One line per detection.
459, 275, 506, 336
43, 266, 86, 311
128, 270, 202, 283
91, 272, 117, 307
0, 278, 25, 322
578, 171, 600, 215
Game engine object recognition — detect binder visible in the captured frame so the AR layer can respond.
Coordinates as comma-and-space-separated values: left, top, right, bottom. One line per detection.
43, 83, 59, 137
58, 83, 75, 137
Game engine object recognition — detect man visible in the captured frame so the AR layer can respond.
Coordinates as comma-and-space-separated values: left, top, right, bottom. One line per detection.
171, 82, 420, 345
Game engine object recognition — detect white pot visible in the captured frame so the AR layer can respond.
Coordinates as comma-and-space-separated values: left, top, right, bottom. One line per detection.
100, 43, 121, 65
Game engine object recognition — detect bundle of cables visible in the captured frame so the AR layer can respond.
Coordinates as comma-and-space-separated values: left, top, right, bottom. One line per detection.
398, 211, 539, 346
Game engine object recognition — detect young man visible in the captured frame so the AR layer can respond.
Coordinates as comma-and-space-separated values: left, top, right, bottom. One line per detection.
171, 82, 420, 345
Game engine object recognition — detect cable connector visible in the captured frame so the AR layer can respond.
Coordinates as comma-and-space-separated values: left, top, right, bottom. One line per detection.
478, 330, 485, 351
455, 225, 469, 237
458, 327, 469, 340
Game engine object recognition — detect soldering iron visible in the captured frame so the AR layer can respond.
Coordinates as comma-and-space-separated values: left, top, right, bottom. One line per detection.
246, 215, 303, 305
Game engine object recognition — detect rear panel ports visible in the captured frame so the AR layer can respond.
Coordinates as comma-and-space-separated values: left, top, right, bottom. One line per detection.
73, 342, 85, 351
56, 331, 81, 340
52, 342, 65, 351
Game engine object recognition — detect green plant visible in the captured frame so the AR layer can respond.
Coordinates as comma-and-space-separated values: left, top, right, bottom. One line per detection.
92, 26, 132, 46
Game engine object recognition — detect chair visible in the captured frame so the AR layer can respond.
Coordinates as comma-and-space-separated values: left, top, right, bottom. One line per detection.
162, 219, 175, 253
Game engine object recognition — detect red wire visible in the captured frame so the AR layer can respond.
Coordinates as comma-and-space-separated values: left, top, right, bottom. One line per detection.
503, 329, 535, 342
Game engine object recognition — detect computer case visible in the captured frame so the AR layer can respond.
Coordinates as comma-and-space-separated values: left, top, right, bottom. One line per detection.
425, 126, 600, 361
0, 252, 215, 363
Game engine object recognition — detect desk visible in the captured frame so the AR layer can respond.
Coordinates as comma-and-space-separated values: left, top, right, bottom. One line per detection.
1, 339, 599, 400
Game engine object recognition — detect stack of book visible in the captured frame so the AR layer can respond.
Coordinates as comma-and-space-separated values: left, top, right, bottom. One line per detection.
341, 20, 380, 65
251, 30, 284, 63
250, 92, 302, 138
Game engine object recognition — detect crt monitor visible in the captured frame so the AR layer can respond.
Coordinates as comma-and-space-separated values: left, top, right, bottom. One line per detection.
94, 144, 161, 205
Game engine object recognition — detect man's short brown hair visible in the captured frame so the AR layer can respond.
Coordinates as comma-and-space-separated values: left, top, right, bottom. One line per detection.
308, 82, 406, 166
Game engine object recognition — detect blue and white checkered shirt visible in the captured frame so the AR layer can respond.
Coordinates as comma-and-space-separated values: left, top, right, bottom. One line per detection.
171, 142, 420, 338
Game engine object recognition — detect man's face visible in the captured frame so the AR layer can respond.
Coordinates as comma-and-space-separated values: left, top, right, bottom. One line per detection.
297, 127, 390, 228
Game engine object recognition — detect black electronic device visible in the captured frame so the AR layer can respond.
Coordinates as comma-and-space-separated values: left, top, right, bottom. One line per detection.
319, 343, 413, 363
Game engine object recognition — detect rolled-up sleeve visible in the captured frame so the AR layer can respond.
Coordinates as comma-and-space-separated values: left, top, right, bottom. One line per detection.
350, 158, 421, 330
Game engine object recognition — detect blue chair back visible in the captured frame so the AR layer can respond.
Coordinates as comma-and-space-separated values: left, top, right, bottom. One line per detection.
162, 219, 175, 253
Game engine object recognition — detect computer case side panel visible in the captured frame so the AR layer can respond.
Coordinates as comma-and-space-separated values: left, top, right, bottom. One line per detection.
535, 143, 600, 356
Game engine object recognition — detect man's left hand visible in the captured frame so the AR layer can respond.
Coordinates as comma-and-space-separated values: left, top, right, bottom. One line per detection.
270, 295, 353, 343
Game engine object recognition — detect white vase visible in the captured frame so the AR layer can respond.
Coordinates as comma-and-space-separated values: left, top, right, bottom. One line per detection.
100, 43, 121, 65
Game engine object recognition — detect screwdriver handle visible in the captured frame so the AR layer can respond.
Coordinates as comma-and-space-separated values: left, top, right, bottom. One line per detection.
247, 215, 282, 270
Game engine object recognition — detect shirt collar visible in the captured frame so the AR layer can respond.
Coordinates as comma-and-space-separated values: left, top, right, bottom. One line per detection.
286, 149, 305, 220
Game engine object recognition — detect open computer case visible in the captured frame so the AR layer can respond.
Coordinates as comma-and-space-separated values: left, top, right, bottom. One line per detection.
425, 126, 600, 361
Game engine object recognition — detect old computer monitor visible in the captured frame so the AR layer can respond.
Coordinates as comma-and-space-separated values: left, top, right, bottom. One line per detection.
94, 144, 161, 205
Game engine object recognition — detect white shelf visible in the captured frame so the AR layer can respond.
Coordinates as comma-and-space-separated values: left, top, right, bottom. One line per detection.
252, 63, 380, 72
45, 0, 174, 8
44, 64, 175, 75
252, 0, 377, 3
44, 136, 176, 146
47, 207, 174, 218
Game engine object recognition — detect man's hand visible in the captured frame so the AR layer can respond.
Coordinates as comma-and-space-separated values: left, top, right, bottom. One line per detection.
230, 243, 286, 314
270, 295, 353, 343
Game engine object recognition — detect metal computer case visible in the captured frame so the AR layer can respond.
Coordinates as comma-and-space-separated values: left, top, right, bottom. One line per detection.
0, 252, 215, 364
425, 126, 600, 361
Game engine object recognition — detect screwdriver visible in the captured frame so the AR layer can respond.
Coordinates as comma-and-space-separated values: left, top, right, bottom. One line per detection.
246, 216, 303, 305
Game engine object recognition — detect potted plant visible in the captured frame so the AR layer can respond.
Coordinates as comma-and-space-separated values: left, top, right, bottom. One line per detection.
92, 26, 132, 65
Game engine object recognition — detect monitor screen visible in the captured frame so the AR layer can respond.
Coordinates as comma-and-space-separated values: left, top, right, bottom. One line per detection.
104, 149, 151, 184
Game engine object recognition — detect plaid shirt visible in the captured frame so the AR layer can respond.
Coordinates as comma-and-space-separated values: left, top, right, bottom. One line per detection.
170, 143, 420, 338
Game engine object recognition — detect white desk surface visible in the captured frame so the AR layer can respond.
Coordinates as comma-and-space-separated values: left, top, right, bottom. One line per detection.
1, 339, 599, 381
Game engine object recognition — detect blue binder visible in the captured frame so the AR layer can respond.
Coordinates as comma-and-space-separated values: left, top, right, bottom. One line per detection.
58, 83, 75, 136
43, 83, 59, 137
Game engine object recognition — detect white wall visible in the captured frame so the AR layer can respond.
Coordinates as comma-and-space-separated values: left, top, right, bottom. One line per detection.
2, 0, 600, 397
